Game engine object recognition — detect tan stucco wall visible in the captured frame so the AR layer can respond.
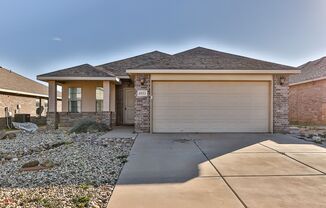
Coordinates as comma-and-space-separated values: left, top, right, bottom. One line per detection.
61, 80, 115, 112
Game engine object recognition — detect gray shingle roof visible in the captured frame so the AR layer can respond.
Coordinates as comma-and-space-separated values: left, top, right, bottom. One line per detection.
289, 57, 326, 84
135, 47, 296, 70
38, 64, 115, 78
96, 51, 171, 76
0, 67, 49, 96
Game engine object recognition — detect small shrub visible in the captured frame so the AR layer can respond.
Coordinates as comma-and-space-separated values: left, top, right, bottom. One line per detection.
72, 196, 90, 208
79, 183, 90, 190
117, 155, 128, 159
69, 119, 109, 134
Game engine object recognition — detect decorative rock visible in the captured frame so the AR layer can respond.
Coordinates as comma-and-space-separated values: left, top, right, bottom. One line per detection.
0, 129, 135, 207
12, 158, 18, 162
5, 132, 17, 140
41, 160, 55, 168
312, 136, 323, 144
22, 160, 40, 168
0, 130, 6, 140
289, 127, 300, 134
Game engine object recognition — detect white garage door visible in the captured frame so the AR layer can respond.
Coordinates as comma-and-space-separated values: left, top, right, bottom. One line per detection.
153, 81, 270, 133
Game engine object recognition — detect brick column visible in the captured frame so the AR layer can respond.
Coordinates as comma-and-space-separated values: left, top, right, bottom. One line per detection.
134, 74, 150, 133
273, 75, 289, 133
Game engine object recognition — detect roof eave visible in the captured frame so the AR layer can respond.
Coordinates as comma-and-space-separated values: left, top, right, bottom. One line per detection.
289, 76, 326, 86
37, 76, 120, 82
0, 88, 62, 100
126, 69, 301, 74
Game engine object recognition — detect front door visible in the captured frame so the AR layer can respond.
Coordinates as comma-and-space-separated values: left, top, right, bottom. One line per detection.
123, 88, 135, 124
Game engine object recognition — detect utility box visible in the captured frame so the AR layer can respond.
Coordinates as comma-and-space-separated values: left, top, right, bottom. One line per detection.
14, 114, 31, 123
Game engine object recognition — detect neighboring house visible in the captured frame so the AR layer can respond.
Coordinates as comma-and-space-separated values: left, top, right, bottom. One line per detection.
37, 47, 299, 133
289, 57, 326, 125
0, 67, 62, 129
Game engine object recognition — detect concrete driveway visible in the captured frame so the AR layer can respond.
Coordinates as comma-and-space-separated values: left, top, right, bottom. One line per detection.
108, 133, 326, 208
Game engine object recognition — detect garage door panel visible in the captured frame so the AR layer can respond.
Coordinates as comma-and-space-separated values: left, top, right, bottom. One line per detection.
154, 82, 268, 93
154, 95, 268, 106
154, 108, 268, 117
153, 81, 270, 133
154, 121, 269, 133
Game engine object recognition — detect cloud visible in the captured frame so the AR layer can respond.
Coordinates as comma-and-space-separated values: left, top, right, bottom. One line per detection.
52, 37, 62, 42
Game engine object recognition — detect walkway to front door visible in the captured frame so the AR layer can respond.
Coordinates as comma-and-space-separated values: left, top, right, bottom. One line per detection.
108, 133, 326, 208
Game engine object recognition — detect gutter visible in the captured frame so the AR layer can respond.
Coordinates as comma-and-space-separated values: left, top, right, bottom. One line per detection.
289, 76, 326, 86
126, 69, 301, 74
0, 88, 62, 100
37, 76, 120, 82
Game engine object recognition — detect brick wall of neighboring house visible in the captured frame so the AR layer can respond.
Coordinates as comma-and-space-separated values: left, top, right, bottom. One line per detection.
0, 93, 45, 129
0, 93, 62, 129
134, 74, 150, 133
273, 75, 290, 133
116, 79, 134, 125
289, 79, 326, 125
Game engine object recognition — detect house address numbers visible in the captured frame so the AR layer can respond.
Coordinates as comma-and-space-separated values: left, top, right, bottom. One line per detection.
137, 90, 148, 97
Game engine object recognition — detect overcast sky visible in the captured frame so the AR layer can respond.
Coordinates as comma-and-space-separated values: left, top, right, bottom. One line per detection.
1, 0, 326, 81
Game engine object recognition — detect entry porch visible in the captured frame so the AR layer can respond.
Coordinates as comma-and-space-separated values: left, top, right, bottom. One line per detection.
46, 79, 135, 129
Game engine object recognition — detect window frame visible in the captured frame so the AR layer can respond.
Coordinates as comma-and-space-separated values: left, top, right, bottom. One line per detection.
96, 87, 104, 112
68, 87, 82, 113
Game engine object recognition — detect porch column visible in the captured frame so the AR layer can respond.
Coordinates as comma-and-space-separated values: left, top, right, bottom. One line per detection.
103, 80, 111, 111
101, 80, 112, 128
47, 81, 58, 129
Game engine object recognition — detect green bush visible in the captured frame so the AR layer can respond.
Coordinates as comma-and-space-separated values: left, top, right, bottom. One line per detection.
69, 119, 110, 134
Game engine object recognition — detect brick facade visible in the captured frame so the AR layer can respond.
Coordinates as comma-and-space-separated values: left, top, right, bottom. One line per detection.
134, 74, 151, 133
46, 112, 58, 129
132, 74, 290, 133
273, 75, 289, 133
289, 79, 326, 125
47, 111, 112, 129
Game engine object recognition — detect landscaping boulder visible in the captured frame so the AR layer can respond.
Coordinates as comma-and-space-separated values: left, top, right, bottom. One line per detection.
5, 132, 16, 140
41, 160, 55, 168
0, 130, 6, 140
22, 160, 40, 168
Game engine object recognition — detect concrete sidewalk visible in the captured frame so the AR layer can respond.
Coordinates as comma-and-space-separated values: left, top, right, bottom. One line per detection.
108, 133, 326, 208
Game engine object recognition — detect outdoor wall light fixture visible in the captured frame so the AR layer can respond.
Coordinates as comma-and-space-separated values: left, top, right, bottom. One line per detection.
140, 78, 145, 85
280, 76, 285, 86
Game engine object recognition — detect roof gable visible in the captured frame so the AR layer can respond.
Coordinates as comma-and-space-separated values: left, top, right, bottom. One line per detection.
38, 64, 115, 78
135, 47, 295, 70
290, 57, 326, 84
96, 51, 171, 76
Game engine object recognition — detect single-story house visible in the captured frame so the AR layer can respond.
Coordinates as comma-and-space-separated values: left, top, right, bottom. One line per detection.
37, 47, 299, 133
289, 56, 326, 125
0, 66, 62, 129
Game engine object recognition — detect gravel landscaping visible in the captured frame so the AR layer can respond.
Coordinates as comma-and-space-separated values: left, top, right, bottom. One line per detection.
289, 125, 326, 144
0, 129, 135, 208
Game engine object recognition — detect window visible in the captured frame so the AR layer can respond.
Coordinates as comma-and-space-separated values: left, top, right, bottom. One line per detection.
44, 100, 48, 112
96, 87, 104, 112
36, 99, 40, 108
68, 88, 81, 113
44, 100, 48, 108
